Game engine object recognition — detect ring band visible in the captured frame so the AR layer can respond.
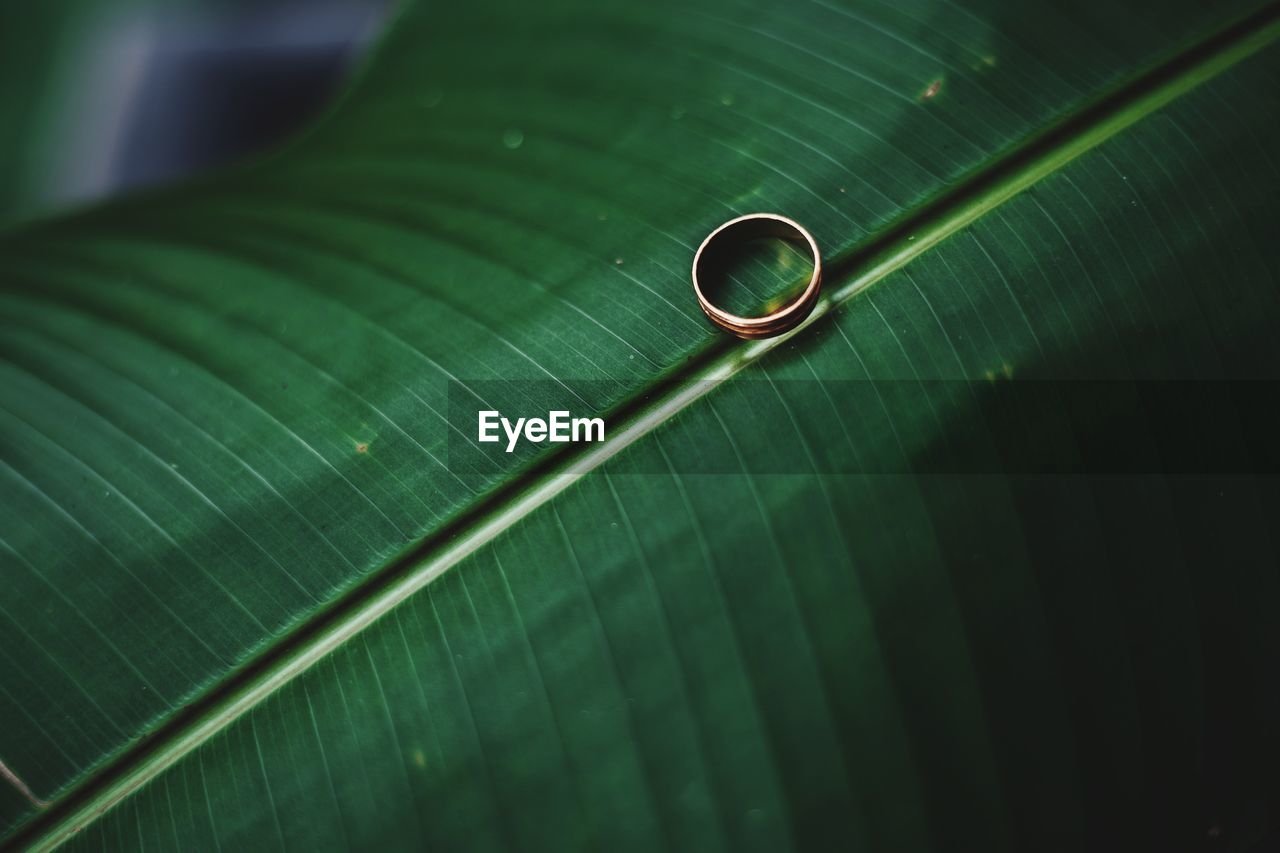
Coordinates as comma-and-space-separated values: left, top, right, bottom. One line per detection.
692, 213, 822, 339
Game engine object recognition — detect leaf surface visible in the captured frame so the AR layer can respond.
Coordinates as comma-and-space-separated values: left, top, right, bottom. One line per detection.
51, 48, 1280, 852
1, 0, 1277, 847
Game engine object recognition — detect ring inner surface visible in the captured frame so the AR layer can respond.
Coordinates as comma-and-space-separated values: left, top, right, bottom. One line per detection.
696, 219, 815, 319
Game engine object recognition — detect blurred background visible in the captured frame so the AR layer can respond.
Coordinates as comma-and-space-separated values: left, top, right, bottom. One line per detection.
0, 0, 393, 228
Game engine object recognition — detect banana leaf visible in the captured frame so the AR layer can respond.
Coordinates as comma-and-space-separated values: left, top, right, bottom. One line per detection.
1, 0, 1278, 849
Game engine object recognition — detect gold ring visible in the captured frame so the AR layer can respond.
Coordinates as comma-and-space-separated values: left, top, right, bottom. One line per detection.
691, 213, 822, 339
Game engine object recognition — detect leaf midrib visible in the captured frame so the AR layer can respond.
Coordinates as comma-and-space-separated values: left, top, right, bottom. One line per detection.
9, 4, 1280, 849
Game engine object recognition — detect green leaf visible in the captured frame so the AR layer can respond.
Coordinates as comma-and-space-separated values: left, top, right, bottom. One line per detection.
0, 2, 97, 226
2, 0, 1279, 848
